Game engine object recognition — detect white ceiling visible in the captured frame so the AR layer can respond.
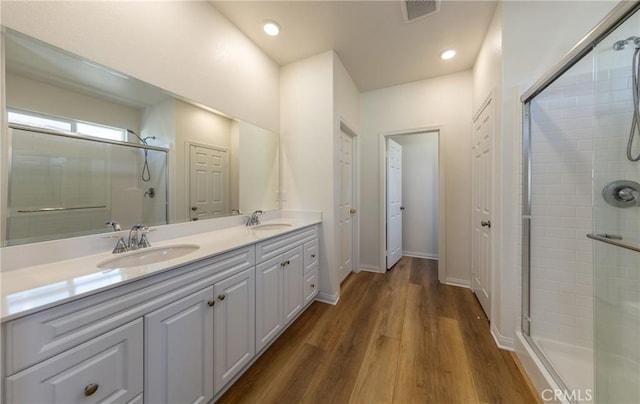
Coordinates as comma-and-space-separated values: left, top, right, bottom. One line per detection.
211, 0, 498, 92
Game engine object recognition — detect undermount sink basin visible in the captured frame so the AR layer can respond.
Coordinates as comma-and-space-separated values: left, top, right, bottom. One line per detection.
251, 223, 292, 231
98, 244, 200, 269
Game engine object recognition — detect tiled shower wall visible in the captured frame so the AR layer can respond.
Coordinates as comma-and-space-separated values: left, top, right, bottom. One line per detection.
529, 60, 595, 349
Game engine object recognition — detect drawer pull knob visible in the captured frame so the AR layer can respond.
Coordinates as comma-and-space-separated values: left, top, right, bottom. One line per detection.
311, 254, 316, 258
281, 262, 286, 267
286, 260, 291, 265
311, 284, 315, 288
84, 383, 99, 397
207, 299, 215, 307
218, 294, 226, 301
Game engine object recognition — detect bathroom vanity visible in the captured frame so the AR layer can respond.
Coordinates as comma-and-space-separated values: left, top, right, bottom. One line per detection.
0, 217, 320, 403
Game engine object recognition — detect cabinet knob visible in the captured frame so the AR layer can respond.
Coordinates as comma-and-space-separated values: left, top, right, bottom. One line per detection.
286, 260, 291, 265
207, 299, 215, 307
84, 383, 99, 397
311, 284, 315, 288
311, 254, 316, 259
281, 262, 286, 267
218, 294, 226, 301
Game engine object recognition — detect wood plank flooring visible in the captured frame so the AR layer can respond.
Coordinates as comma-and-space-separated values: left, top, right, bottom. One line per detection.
218, 257, 537, 404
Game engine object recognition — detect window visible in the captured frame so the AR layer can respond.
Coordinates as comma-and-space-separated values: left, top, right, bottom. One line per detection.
8, 109, 127, 142
8, 110, 72, 132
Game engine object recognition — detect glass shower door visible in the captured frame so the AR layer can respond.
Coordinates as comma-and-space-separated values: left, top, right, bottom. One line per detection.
592, 13, 640, 403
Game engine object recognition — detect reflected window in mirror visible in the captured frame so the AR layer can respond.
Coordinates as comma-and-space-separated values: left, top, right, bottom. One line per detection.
8, 108, 127, 142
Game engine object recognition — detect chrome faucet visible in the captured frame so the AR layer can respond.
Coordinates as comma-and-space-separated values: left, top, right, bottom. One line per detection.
128, 224, 151, 250
246, 210, 264, 226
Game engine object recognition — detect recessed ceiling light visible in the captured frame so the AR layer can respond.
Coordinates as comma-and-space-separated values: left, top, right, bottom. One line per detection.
263, 20, 280, 36
440, 49, 456, 60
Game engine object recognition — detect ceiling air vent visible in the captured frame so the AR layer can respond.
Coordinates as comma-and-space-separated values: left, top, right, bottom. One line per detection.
402, 0, 440, 23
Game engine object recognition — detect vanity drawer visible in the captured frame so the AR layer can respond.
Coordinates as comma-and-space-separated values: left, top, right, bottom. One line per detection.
5, 319, 143, 404
304, 269, 319, 305
256, 225, 318, 263
303, 239, 318, 274
3, 246, 254, 374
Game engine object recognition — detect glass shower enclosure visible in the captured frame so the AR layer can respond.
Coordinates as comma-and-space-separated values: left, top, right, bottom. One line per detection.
522, 2, 640, 402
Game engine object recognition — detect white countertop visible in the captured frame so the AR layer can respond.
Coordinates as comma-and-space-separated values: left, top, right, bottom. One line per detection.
0, 216, 320, 322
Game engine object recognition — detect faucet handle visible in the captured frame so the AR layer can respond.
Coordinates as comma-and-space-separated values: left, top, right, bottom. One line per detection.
112, 237, 129, 254
138, 233, 152, 248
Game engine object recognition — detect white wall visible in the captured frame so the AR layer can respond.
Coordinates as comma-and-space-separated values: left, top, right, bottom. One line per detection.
281, 51, 360, 302
6, 73, 142, 133
499, 1, 618, 348
281, 51, 337, 300
1, 1, 279, 132
391, 132, 439, 259
360, 71, 473, 285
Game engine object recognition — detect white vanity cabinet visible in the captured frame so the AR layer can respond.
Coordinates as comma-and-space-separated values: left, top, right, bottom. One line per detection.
255, 226, 318, 352
144, 287, 215, 404
213, 268, 255, 394
2, 223, 320, 403
4, 319, 143, 404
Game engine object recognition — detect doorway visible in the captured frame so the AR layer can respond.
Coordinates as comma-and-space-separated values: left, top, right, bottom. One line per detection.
381, 130, 443, 275
471, 94, 493, 319
339, 125, 358, 284
188, 143, 229, 221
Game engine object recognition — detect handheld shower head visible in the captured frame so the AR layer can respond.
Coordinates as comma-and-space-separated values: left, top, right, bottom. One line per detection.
613, 36, 640, 50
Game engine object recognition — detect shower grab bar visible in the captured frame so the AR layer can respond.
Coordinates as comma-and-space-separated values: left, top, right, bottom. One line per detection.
586, 233, 640, 253
17, 205, 107, 213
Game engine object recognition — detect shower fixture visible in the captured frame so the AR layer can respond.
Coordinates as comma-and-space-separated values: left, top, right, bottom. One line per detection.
127, 129, 156, 182
602, 180, 640, 208
613, 37, 640, 161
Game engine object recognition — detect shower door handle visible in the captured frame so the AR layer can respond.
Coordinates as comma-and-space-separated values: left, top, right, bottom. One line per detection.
481, 220, 491, 228
587, 233, 640, 253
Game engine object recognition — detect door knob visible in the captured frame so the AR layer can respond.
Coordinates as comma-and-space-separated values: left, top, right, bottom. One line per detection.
400, 206, 405, 211
350, 208, 357, 214
481, 220, 491, 228
191, 206, 198, 211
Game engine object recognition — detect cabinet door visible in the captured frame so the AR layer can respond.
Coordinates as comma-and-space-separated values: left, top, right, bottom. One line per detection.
283, 246, 304, 325
256, 255, 284, 352
5, 319, 143, 404
304, 269, 319, 305
303, 238, 319, 274
213, 268, 255, 394
145, 287, 214, 404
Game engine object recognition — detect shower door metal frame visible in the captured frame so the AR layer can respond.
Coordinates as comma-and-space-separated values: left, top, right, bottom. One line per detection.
520, 0, 640, 397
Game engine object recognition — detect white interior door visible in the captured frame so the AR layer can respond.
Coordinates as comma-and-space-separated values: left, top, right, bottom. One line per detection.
386, 139, 403, 270
339, 130, 355, 283
189, 144, 228, 221
472, 98, 493, 318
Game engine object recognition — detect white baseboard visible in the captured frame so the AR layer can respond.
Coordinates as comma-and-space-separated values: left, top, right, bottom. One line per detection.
443, 277, 471, 288
360, 264, 383, 273
490, 324, 515, 351
403, 251, 438, 260
316, 291, 340, 305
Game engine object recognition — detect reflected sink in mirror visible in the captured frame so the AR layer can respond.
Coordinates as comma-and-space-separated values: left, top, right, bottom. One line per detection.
97, 244, 200, 269
251, 223, 292, 231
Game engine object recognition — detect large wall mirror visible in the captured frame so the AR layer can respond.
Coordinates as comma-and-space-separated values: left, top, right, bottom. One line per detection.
1, 29, 280, 246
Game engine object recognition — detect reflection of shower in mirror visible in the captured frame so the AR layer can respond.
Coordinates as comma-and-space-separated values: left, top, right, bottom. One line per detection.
127, 129, 157, 182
